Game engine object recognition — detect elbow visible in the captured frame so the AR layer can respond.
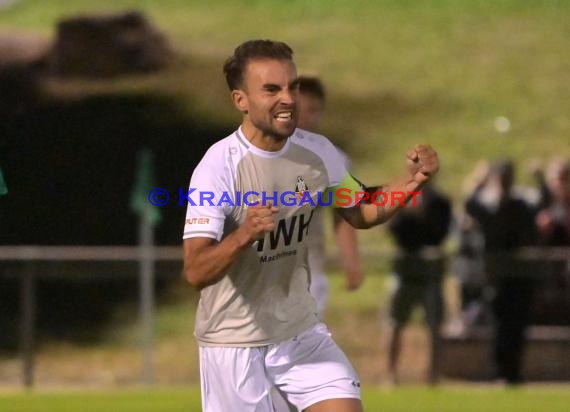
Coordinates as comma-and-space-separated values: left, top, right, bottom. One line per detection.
359, 210, 389, 228
350, 211, 379, 229
184, 264, 220, 290
374, 214, 392, 226
350, 216, 375, 229
184, 266, 206, 289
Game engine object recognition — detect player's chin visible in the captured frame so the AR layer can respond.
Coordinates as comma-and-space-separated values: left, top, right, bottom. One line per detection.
273, 122, 296, 138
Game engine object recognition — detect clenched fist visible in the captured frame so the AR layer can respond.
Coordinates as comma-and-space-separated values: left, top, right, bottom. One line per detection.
238, 202, 279, 244
406, 144, 439, 186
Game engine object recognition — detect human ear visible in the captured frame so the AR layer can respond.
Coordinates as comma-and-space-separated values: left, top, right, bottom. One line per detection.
231, 90, 248, 114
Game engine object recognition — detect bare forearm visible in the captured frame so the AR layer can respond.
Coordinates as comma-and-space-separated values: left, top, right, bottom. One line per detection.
345, 177, 423, 228
341, 144, 438, 229
372, 176, 423, 224
335, 214, 364, 289
184, 231, 251, 289
334, 213, 361, 274
184, 204, 279, 289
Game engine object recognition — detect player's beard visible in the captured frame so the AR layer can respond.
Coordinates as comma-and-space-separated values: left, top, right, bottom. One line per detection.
269, 123, 295, 141
257, 113, 296, 140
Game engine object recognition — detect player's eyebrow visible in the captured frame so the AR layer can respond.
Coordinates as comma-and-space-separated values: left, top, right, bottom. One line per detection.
262, 83, 281, 92
261, 78, 300, 92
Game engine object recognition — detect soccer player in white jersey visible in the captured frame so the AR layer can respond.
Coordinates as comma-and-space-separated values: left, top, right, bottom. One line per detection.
297, 75, 363, 319
183, 39, 439, 412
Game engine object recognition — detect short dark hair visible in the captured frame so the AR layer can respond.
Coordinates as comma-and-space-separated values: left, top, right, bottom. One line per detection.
223, 39, 294, 90
297, 76, 326, 101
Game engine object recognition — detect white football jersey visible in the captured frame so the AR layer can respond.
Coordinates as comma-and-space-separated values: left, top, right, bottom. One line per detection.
183, 127, 361, 347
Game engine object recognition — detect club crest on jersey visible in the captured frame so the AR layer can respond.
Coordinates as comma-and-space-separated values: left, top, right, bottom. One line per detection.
294, 176, 309, 200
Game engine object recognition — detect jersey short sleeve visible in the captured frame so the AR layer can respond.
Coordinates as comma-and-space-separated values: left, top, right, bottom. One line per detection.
325, 173, 364, 208
182, 145, 233, 241
298, 132, 363, 208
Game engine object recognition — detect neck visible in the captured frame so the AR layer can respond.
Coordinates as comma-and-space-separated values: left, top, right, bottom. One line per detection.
241, 120, 288, 152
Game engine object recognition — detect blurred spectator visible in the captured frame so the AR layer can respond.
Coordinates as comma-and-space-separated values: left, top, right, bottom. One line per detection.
296, 75, 363, 319
453, 214, 492, 330
386, 181, 452, 385
532, 157, 570, 325
535, 157, 570, 245
465, 159, 538, 385
453, 161, 492, 331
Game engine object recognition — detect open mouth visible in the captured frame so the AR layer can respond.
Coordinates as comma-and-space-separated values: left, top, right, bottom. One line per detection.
274, 111, 293, 122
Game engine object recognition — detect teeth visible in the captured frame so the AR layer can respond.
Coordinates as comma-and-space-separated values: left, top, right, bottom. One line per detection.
275, 112, 292, 120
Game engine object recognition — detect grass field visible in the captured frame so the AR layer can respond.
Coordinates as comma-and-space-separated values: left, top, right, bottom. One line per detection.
1, 386, 570, 412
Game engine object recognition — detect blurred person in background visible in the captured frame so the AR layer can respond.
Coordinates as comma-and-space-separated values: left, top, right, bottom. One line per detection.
465, 159, 538, 385
532, 157, 570, 325
535, 157, 570, 245
271, 75, 363, 412
385, 180, 452, 385
296, 75, 363, 318
453, 161, 493, 332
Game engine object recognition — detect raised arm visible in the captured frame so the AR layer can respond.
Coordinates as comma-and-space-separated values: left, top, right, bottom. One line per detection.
184, 203, 278, 289
338, 144, 439, 228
